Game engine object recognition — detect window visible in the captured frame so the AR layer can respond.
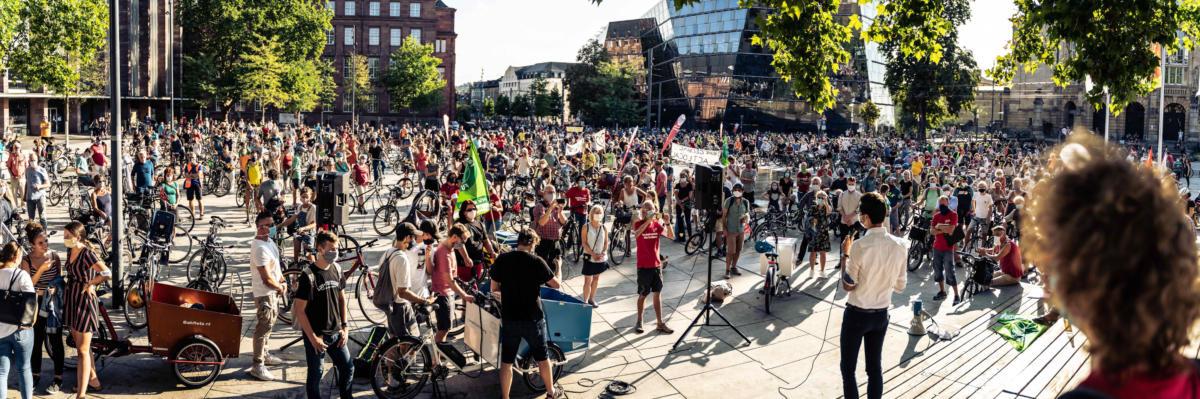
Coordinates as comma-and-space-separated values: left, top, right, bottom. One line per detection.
410, 28, 421, 43
368, 57, 379, 80
409, 2, 421, 17
342, 96, 353, 112
437, 67, 444, 78
343, 26, 354, 46
365, 95, 377, 113
344, 1, 355, 16
389, 2, 401, 16
343, 57, 353, 80
368, 27, 379, 46
435, 39, 446, 53
327, 31, 334, 45
369, 1, 379, 16
390, 28, 402, 46
1166, 65, 1186, 85
325, 1, 334, 12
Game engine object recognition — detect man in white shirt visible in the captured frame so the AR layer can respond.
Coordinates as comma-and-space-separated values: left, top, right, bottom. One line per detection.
841, 193, 907, 399
838, 176, 865, 268
385, 223, 433, 338
249, 212, 286, 381
971, 182, 995, 244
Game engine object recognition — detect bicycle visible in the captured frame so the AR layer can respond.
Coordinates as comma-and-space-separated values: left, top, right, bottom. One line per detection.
186, 216, 235, 292
369, 301, 565, 399
123, 241, 172, 330
907, 214, 933, 272
372, 185, 410, 237
278, 236, 384, 325
758, 237, 790, 314
608, 207, 633, 265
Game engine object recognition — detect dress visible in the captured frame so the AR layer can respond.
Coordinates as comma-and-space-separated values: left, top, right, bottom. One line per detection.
63, 248, 101, 333
808, 203, 832, 252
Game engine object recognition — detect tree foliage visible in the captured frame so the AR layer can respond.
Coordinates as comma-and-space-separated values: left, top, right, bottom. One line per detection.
238, 38, 287, 118
343, 53, 372, 114
547, 88, 564, 121
11, 0, 108, 98
990, 0, 1200, 113
565, 39, 640, 126
495, 95, 512, 117
482, 97, 496, 118
0, 0, 20, 66
859, 100, 880, 132
382, 36, 446, 112
511, 93, 532, 117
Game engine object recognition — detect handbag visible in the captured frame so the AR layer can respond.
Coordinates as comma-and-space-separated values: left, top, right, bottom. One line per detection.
0, 269, 37, 328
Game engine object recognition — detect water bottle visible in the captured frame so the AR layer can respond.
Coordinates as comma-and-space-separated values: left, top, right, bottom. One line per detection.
912, 299, 923, 316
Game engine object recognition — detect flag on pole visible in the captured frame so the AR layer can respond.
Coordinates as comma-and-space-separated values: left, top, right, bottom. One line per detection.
442, 114, 450, 141
456, 140, 491, 214
661, 115, 687, 153
617, 127, 640, 175
720, 136, 731, 167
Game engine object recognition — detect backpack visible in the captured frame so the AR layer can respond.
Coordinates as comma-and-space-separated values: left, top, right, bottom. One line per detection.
371, 249, 401, 313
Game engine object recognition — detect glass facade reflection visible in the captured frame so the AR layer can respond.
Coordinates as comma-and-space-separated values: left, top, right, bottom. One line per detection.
621, 0, 893, 133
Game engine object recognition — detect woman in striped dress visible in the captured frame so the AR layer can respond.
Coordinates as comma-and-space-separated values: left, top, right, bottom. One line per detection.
61, 221, 108, 398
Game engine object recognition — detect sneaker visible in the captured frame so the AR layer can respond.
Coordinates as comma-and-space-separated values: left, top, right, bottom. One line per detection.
249, 364, 275, 381
952, 295, 962, 305
587, 300, 598, 308
46, 378, 62, 394
656, 324, 675, 334
731, 268, 743, 276
432, 364, 450, 380
932, 291, 947, 301
264, 354, 286, 366
634, 323, 645, 334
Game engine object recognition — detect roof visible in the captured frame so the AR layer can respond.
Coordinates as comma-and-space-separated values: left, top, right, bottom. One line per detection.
516, 62, 577, 75
436, 0, 450, 8
606, 18, 656, 40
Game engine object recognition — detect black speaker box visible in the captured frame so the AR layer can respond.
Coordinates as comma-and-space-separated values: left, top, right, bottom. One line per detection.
694, 164, 723, 213
316, 172, 350, 225
148, 210, 176, 244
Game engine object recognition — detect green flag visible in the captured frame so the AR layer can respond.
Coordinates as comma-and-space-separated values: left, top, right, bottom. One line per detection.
457, 140, 491, 214
719, 137, 730, 166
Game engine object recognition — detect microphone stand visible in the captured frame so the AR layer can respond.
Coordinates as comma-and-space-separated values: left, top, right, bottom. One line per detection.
672, 212, 750, 351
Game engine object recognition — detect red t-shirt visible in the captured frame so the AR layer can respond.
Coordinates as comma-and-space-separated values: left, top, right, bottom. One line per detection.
931, 210, 958, 252
565, 186, 590, 215
1078, 368, 1200, 399
440, 181, 460, 199
998, 239, 1022, 279
796, 170, 812, 192
635, 220, 664, 269
483, 192, 502, 222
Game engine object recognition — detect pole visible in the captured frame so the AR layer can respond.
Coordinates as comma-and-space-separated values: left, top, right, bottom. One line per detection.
108, 0, 125, 307
1104, 91, 1110, 142
646, 50, 653, 129
1158, 46, 1166, 167
167, 0, 174, 130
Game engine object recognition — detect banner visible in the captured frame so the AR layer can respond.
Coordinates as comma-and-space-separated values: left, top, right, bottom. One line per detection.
442, 114, 451, 141
670, 144, 721, 165
566, 126, 584, 133
592, 130, 606, 151
566, 138, 585, 156
457, 140, 492, 214
661, 115, 687, 152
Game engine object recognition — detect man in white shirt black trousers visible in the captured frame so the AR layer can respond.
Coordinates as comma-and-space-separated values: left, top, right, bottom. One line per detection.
841, 192, 907, 399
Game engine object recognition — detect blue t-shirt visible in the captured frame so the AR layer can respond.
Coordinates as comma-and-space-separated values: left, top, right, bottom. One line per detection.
134, 160, 155, 189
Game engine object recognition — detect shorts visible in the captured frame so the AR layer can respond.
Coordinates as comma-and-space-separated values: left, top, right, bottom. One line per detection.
386, 301, 420, 338
535, 239, 561, 266
838, 221, 865, 238
500, 319, 548, 364
433, 295, 452, 331
636, 268, 663, 296
185, 184, 202, 201
582, 260, 608, 276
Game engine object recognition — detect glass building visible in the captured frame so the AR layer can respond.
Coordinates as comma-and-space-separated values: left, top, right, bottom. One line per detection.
623, 0, 893, 132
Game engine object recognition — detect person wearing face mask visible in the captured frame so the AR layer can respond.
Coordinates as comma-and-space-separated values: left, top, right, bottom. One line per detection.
978, 225, 1022, 287
380, 223, 434, 339
837, 177, 864, 268
533, 186, 567, 276
580, 205, 609, 307
722, 184, 750, 279
430, 224, 476, 348
249, 211, 286, 381
930, 196, 961, 304
565, 176, 591, 228
453, 200, 493, 283
293, 232, 353, 399
61, 221, 108, 398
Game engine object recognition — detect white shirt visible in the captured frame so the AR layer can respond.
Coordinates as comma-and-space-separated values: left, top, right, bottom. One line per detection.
384, 248, 412, 303
249, 239, 283, 298
845, 227, 907, 309
973, 193, 994, 219
0, 267, 34, 337
407, 245, 429, 298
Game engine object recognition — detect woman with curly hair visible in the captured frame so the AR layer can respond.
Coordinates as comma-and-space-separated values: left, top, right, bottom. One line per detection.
1024, 134, 1200, 398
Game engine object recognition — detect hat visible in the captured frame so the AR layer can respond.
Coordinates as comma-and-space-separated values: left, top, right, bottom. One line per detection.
733, 183, 744, 190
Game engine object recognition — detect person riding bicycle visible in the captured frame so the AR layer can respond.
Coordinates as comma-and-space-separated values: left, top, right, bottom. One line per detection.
256, 169, 284, 221
279, 187, 317, 262
564, 176, 591, 228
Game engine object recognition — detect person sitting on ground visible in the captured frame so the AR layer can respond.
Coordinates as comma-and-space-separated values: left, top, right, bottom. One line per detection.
1025, 135, 1200, 399
977, 225, 1022, 287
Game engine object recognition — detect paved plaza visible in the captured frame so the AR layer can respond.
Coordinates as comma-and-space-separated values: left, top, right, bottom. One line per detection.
3, 136, 1188, 399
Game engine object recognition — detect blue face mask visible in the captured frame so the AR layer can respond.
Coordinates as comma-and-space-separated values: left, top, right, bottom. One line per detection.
268, 226, 277, 239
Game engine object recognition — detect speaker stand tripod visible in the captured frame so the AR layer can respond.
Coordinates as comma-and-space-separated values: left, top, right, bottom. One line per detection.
672, 214, 750, 351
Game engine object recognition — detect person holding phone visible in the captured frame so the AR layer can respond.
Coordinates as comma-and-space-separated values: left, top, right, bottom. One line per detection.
532, 185, 567, 276
632, 200, 675, 334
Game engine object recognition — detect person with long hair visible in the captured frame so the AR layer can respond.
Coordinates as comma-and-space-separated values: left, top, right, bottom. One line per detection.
1025, 135, 1200, 398
21, 223, 63, 393
0, 242, 35, 399
61, 221, 109, 398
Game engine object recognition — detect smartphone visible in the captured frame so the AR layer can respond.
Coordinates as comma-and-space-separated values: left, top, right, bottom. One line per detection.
556, 198, 567, 205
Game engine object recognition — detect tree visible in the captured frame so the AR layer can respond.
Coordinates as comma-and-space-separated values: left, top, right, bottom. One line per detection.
455, 102, 472, 123
565, 39, 641, 127
991, 0, 1200, 113
316, 59, 338, 123
495, 95, 512, 118
859, 100, 880, 133
0, 0, 20, 67
11, 0, 107, 137
531, 76, 551, 119
237, 38, 287, 122
180, 0, 332, 114
547, 88, 564, 122
279, 59, 327, 117
511, 94, 532, 118
877, 0, 978, 139
343, 53, 372, 125
565, 39, 609, 123
382, 36, 446, 113
482, 98, 496, 118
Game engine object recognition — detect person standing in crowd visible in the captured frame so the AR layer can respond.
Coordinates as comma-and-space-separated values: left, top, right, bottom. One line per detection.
740, 158, 758, 204
383, 223, 432, 338
62, 221, 108, 398
930, 195, 961, 304
453, 200, 494, 284
249, 212, 286, 381
0, 242, 35, 399
565, 176, 591, 228
293, 232, 353, 399
633, 200, 674, 334
182, 154, 205, 219
807, 189, 833, 279
23, 153, 48, 228
580, 205, 609, 308
430, 224, 475, 346
7, 143, 24, 209
838, 176, 864, 268
243, 151, 264, 224
1030, 136, 1200, 398
840, 192, 907, 399
674, 169, 694, 241
490, 228, 563, 399
280, 187, 317, 262
532, 186, 567, 276
722, 183, 750, 278
132, 150, 154, 197
22, 223, 63, 394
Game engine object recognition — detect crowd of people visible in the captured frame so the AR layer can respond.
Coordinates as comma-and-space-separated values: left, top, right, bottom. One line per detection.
0, 114, 1193, 399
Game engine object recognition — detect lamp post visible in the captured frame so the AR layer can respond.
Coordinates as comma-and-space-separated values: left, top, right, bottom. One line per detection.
108, 0, 125, 307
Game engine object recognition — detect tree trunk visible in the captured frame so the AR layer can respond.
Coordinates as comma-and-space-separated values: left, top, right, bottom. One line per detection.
64, 94, 71, 149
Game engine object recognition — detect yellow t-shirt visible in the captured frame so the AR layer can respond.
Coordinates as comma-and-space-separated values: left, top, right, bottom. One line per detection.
247, 161, 263, 186
583, 152, 597, 170
911, 158, 924, 177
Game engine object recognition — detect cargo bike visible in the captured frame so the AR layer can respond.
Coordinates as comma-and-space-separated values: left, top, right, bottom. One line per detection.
368, 285, 593, 399
80, 282, 242, 388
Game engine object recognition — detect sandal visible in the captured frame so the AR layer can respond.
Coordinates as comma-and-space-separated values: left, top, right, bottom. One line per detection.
656, 325, 675, 334
633, 323, 645, 334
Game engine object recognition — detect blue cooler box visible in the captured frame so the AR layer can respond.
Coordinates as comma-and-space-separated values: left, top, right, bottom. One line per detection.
476, 282, 593, 353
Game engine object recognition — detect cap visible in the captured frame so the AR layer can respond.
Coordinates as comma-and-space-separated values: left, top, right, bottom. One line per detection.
733, 183, 744, 190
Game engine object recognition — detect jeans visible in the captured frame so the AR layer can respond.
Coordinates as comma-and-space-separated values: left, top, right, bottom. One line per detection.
0, 329, 34, 399
840, 308, 888, 399
371, 159, 385, 182
301, 332, 354, 399
932, 249, 956, 285
25, 198, 44, 228
675, 203, 693, 239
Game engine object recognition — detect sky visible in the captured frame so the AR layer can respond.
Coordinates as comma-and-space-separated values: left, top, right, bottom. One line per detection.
452, 0, 1018, 84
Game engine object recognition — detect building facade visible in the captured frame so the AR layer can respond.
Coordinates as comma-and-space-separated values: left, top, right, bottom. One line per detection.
1001, 46, 1200, 144
319, 0, 457, 125
1, 0, 177, 135
497, 62, 574, 119
613, 0, 892, 132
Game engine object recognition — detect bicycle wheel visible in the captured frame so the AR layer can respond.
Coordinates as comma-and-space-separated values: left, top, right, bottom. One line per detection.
174, 206, 195, 235
763, 268, 775, 314
396, 178, 414, 200
520, 343, 566, 393
355, 268, 385, 325
169, 229, 194, 264
171, 336, 223, 388
48, 183, 64, 206
370, 336, 432, 399
124, 276, 149, 330
685, 232, 706, 255
215, 174, 231, 197
277, 268, 305, 325
336, 234, 361, 260
608, 228, 629, 265
907, 243, 926, 272
373, 205, 399, 237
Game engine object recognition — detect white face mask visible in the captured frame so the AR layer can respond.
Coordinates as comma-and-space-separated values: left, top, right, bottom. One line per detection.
848, 184, 857, 191
465, 211, 477, 220
733, 191, 743, 198
64, 237, 79, 249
